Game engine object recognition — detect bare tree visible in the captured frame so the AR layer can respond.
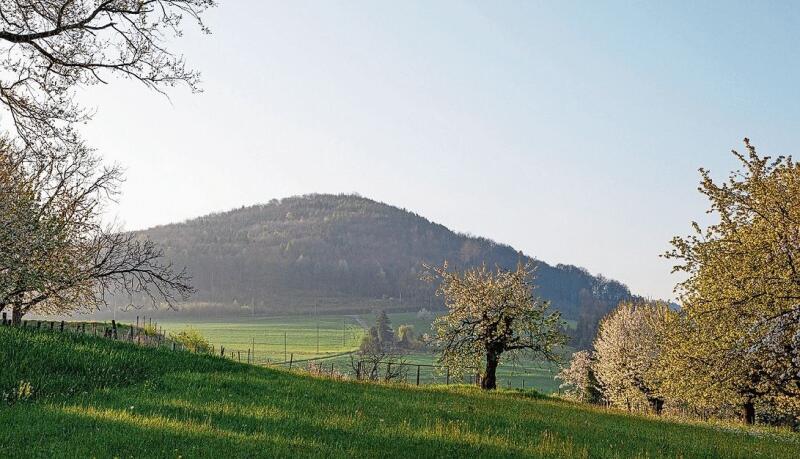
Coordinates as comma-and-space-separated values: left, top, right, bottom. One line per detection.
351, 323, 407, 382
0, 140, 191, 324
350, 348, 407, 383
0, 1, 215, 150
0, 1, 214, 323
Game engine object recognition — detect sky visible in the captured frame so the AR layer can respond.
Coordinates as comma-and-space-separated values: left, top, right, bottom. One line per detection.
78, 1, 800, 302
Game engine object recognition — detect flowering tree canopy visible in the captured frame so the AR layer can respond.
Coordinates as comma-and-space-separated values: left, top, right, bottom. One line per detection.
593, 301, 672, 414
425, 262, 566, 390
556, 350, 602, 403
663, 139, 800, 423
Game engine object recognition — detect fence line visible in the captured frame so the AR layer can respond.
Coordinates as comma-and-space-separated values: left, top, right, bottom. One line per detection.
266, 353, 492, 388
0, 312, 178, 350
1, 313, 554, 391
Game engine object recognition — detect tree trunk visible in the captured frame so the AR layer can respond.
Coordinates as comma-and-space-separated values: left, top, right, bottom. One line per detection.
742, 401, 756, 425
11, 304, 23, 327
481, 350, 499, 390
650, 397, 664, 415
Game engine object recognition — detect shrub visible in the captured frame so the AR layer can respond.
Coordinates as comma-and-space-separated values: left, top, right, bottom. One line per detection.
141, 324, 159, 337
169, 328, 212, 353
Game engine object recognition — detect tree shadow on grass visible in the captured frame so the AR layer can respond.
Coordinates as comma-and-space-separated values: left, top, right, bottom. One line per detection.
0, 392, 547, 458
2, 365, 798, 458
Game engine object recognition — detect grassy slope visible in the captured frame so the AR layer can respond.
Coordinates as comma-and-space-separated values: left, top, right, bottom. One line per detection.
1, 327, 798, 458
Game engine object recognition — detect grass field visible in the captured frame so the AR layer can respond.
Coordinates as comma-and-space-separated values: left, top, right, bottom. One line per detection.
158, 312, 563, 393
1, 326, 798, 458
158, 315, 368, 363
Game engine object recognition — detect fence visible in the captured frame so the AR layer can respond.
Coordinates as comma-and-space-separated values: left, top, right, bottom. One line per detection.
194, 330, 363, 365
0, 312, 177, 349
265, 353, 553, 390
0, 313, 355, 361
1, 313, 557, 391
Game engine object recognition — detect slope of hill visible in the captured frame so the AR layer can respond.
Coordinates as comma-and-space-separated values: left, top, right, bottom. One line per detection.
138, 194, 632, 327
1, 327, 797, 458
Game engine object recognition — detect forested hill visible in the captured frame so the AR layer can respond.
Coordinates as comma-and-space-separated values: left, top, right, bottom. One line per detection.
139, 194, 633, 337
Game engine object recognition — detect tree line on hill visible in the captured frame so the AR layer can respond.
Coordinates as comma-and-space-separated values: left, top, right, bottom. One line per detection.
0, 0, 630, 356
137, 193, 635, 346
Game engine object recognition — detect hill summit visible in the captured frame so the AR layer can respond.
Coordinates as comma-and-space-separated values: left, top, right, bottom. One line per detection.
139, 194, 633, 343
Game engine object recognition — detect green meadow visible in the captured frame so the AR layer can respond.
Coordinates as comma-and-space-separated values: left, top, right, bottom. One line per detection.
2, 326, 798, 458
157, 312, 562, 392
157, 314, 368, 363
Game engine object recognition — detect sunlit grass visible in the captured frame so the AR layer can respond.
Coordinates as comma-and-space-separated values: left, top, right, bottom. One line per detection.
1, 326, 798, 458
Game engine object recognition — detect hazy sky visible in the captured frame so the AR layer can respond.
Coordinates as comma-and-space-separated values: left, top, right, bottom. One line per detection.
78, 1, 800, 301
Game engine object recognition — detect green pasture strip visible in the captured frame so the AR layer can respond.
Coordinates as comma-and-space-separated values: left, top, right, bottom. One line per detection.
157, 315, 367, 362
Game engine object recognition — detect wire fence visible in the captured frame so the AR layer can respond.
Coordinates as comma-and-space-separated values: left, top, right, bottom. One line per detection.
199, 330, 363, 365
2, 313, 559, 392
264, 353, 556, 391
1, 313, 173, 348
157, 317, 367, 365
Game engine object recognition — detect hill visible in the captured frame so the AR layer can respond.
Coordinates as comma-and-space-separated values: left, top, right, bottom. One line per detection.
135, 194, 634, 345
1, 326, 798, 457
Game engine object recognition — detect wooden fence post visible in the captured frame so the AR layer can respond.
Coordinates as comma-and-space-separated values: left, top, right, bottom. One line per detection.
416, 365, 421, 386
247, 348, 251, 364
330, 362, 335, 377
220, 346, 225, 357
59, 321, 64, 333
288, 353, 293, 369
356, 361, 362, 380
50, 321, 54, 331
238, 351, 241, 362
1, 312, 6, 325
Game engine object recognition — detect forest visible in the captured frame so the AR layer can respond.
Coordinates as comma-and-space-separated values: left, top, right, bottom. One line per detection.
137, 193, 634, 346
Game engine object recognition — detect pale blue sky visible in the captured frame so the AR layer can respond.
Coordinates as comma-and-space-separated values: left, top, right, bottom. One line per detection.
80, 1, 800, 301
